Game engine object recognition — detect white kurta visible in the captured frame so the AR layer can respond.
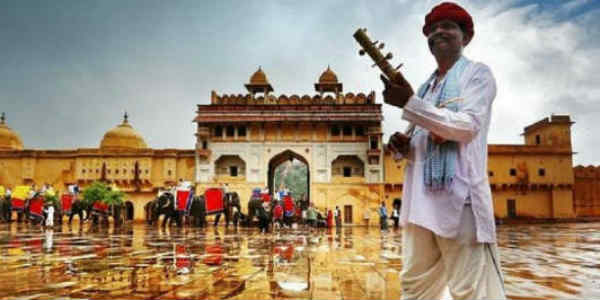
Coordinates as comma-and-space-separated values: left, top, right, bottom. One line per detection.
400, 59, 497, 243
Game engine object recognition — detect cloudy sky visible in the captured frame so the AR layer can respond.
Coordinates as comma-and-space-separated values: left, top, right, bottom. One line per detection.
1, 0, 598, 165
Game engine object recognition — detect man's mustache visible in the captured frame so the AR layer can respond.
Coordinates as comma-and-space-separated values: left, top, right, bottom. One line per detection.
428, 33, 451, 46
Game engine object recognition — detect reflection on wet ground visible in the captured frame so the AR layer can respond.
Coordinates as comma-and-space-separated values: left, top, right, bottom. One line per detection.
0, 222, 599, 299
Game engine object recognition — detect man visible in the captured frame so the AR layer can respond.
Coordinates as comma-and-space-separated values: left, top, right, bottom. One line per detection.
391, 203, 400, 229
3, 186, 11, 222
334, 206, 342, 229
273, 200, 284, 230
381, 2, 505, 299
378, 202, 388, 232
306, 202, 317, 229
45, 203, 55, 228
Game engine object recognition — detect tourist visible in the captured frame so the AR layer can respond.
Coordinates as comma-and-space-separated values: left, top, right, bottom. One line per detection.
391, 205, 400, 229
259, 200, 270, 233
273, 200, 284, 229
378, 202, 388, 232
326, 209, 333, 228
334, 206, 342, 229
306, 202, 317, 229
3, 186, 11, 222
301, 207, 307, 228
68, 184, 79, 199
382, 2, 505, 298
45, 203, 55, 228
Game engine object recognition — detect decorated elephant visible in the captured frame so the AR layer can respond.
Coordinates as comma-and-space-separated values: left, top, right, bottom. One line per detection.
213, 192, 242, 227
150, 192, 178, 227
188, 195, 206, 227
65, 199, 90, 225
90, 201, 125, 226
244, 189, 272, 231
190, 190, 239, 228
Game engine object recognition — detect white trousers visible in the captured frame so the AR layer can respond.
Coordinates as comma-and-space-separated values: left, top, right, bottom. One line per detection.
45, 213, 54, 227
401, 206, 506, 300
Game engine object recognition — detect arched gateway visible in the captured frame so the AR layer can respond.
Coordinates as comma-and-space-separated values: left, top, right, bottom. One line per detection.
268, 150, 310, 206
193, 67, 386, 225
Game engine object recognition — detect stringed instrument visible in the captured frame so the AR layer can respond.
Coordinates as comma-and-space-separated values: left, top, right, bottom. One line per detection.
353, 28, 405, 85
354, 28, 413, 158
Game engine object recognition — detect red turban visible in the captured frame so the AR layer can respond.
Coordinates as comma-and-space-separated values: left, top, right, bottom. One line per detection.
423, 2, 474, 38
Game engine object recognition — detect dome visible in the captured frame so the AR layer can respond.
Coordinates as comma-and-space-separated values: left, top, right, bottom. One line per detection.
100, 113, 147, 150
318, 66, 338, 84
0, 113, 24, 151
249, 67, 269, 85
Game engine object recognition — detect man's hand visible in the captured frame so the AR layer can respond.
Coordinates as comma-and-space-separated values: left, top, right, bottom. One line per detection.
388, 132, 411, 160
430, 132, 447, 144
380, 73, 414, 108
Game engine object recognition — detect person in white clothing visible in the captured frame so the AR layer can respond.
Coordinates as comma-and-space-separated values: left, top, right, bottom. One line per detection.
382, 2, 505, 299
45, 204, 55, 227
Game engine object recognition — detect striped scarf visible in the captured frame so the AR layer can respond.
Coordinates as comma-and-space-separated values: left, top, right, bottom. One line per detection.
416, 56, 469, 190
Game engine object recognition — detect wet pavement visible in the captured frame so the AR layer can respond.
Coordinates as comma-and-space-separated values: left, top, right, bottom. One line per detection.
0, 222, 599, 299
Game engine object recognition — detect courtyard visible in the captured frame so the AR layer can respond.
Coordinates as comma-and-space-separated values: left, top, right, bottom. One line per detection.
0, 222, 599, 300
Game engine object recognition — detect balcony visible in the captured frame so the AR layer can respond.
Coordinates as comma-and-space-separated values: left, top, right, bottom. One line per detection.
367, 149, 381, 156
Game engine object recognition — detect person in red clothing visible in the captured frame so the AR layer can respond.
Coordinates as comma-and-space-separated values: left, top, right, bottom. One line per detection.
327, 209, 334, 228
273, 201, 284, 229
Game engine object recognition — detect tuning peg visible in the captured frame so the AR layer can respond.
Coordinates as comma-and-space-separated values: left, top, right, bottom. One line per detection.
378, 43, 385, 50
359, 49, 365, 56
395, 63, 404, 70
371, 63, 378, 68
385, 52, 393, 60
372, 40, 379, 46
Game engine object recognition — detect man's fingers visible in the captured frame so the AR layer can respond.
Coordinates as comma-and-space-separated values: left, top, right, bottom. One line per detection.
380, 74, 391, 87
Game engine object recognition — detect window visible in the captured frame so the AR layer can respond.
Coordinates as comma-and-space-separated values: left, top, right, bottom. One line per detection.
509, 168, 516, 176
145, 170, 149, 174
115, 169, 119, 174
538, 168, 546, 176
535, 135, 541, 145
202, 141, 208, 149
108, 169, 111, 174
230, 166, 238, 177
488, 171, 494, 177
356, 126, 365, 136
343, 125, 352, 136
82, 169, 86, 174
370, 137, 378, 150
168, 170, 172, 176
238, 126, 247, 137
331, 126, 340, 136
214, 126, 223, 137
343, 167, 352, 177
226, 126, 235, 137
507, 199, 516, 218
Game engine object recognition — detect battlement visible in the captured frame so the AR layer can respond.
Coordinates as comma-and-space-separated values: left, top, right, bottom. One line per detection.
210, 91, 376, 105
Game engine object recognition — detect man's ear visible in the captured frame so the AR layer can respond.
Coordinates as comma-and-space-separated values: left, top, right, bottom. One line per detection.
463, 33, 473, 47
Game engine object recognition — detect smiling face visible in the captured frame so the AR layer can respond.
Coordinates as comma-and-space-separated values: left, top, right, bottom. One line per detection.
427, 19, 472, 59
